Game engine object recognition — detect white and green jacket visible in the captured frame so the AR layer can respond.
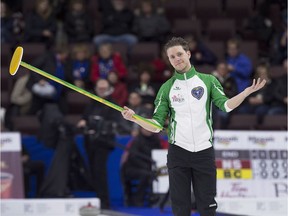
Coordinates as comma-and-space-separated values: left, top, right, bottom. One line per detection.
152, 67, 233, 152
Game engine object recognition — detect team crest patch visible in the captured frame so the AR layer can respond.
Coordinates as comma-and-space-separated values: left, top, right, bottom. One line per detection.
191, 86, 204, 100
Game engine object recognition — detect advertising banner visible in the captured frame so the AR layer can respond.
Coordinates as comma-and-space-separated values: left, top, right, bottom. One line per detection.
0, 132, 24, 198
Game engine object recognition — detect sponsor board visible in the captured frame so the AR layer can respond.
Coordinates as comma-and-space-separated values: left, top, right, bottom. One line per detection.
0, 198, 100, 216
0, 132, 24, 198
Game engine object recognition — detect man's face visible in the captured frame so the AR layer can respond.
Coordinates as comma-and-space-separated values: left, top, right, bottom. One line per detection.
217, 63, 228, 76
227, 43, 238, 57
166, 46, 191, 73
128, 93, 141, 106
95, 80, 110, 98
99, 44, 112, 59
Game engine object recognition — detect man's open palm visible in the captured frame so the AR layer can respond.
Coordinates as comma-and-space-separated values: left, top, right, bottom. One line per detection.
244, 78, 267, 97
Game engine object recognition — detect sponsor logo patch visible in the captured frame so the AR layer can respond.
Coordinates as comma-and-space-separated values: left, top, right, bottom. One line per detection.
172, 94, 185, 103
191, 86, 204, 100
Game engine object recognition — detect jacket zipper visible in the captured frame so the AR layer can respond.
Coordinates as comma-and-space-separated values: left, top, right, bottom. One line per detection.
184, 73, 196, 152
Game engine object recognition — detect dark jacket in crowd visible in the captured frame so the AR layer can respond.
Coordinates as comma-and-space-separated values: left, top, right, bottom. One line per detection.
98, 0, 135, 35
124, 133, 162, 171
24, 11, 57, 44
64, 11, 93, 43
26, 51, 72, 114
190, 42, 217, 66
133, 13, 170, 41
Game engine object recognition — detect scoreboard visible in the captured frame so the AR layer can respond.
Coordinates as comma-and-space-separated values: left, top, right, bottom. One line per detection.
152, 131, 288, 198
214, 130, 287, 198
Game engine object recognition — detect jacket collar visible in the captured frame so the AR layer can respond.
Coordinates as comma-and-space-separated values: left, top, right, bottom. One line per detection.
174, 66, 196, 80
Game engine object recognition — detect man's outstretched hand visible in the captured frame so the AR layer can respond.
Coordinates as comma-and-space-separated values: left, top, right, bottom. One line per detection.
244, 78, 266, 97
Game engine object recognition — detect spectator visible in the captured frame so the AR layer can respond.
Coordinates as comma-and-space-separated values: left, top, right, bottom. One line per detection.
212, 62, 238, 128
93, 0, 137, 49
4, 69, 32, 130
24, 0, 57, 48
243, 4, 273, 55
151, 49, 174, 84
226, 38, 253, 93
121, 114, 163, 206
64, 0, 93, 43
70, 43, 92, 90
1, 1, 24, 44
129, 66, 157, 107
107, 71, 128, 107
77, 79, 120, 209
132, 0, 170, 43
10, 70, 32, 115
1, 1, 13, 43
90, 42, 127, 83
271, 26, 288, 65
184, 35, 217, 66
238, 63, 278, 122
268, 59, 287, 114
26, 45, 72, 114
120, 92, 146, 136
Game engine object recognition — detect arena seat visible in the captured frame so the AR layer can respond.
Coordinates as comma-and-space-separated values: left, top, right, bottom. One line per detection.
1, 91, 10, 109
163, 0, 191, 24
225, 0, 253, 26
173, 19, 202, 38
240, 41, 258, 66
1, 43, 12, 67
203, 40, 225, 62
113, 43, 128, 63
207, 19, 236, 41
64, 114, 83, 127
129, 42, 159, 65
195, 65, 214, 74
21, 43, 46, 63
195, 0, 224, 26
66, 91, 91, 115
12, 116, 40, 135
270, 66, 286, 79
1, 67, 13, 92
257, 115, 287, 130
227, 114, 258, 130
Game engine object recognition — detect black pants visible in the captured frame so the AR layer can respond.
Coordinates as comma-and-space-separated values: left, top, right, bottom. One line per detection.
167, 145, 217, 216
122, 165, 153, 206
86, 141, 112, 209
23, 160, 45, 197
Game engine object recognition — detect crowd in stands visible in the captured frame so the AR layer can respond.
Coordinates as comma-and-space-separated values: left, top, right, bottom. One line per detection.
1, 0, 287, 208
